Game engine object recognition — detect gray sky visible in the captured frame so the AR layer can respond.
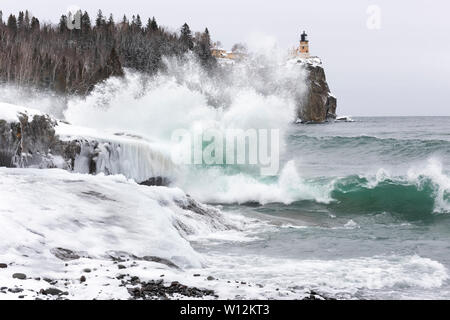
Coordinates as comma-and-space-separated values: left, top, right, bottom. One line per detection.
1, 0, 449, 116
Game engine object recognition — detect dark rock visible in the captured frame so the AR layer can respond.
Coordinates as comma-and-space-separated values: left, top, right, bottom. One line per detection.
140, 176, 170, 187
0, 263, 7, 268
130, 276, 140, 285
83, 268, 91, 273
127, 277, 215, 300
140, 256, 180, 270
297, 63, 337, 123
80, 276, 86, 283
43, 278, 57, 285
207, 276, 215, 281
8, 288, 23, 293
302, 290, 336, 300
118, 264, 126, 270
193, 274, 201, 277
12, 273, 27, 280
40, 288, 64, 296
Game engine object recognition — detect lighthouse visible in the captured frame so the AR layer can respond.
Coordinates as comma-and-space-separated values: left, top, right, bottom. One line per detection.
299, 30, 310, 58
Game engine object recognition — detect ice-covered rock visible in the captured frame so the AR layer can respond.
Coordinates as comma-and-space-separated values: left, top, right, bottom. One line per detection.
0, 168, 231, 268
0, 103, 175, 184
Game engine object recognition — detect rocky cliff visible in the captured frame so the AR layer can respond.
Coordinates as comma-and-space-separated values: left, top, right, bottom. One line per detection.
0, 105, 172, 185
297, 59, 337, 123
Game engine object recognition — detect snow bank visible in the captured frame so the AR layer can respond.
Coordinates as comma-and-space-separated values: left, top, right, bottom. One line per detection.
0, 102, 43, 122
0, 168, 229, 269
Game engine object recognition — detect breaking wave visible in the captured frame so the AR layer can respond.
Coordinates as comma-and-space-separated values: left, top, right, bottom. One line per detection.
329, 160, 450, 216
188, 158, 450, 217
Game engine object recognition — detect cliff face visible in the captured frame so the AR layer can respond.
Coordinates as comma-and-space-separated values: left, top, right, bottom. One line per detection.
0, 112, 83, 170
0, 108, 170, 185
298, 61, 337, 123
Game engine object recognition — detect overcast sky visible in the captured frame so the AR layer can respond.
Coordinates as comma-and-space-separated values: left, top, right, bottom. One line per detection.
1, 0, 449, 116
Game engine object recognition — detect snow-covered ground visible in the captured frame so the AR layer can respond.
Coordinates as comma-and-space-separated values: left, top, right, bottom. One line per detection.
0, 168, 235, 299
0, 102, 43, 122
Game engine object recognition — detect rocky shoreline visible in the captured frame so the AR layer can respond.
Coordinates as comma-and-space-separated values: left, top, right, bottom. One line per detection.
0, 255, 335, 300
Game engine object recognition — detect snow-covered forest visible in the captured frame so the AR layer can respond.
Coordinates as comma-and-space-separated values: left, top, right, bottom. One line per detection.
0, 10, 215, 95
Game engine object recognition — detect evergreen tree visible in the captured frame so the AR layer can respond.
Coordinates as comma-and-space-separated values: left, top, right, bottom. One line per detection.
17, 11, 24, 30
180, 23, 194, 51
135, 14, 142, 30
146, 17, 158, 32
7, 14, 17, 32
30, 17, 40, 31
24, 10, 30, 29
196, 28, 214, 68
81, 11, 92, 32
58, 15, 68, 33
17, 11, 25, 30
95, 10, 105, 28
108, 14, 115, 27
0, 11, 3, 25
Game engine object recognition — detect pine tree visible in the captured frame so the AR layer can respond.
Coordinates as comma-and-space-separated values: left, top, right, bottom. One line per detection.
108, 14, 114, 27
17, 11, 25, 30
180, 23, 194, 51
24, 10, 30, 29
135, 14, 142, 30
146, 17, 158, 32
7, 14, 17, 32
30, 17, 40, 31
0, 11, 3, 25
196, 28, 214, 68
58, 15, 68, 33
95, 10, 105, 28
81, 11, 91, 33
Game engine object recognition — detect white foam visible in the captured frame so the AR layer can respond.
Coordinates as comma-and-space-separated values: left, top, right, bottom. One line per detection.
179, 160, 333, 205
407, 158, 450, 213
193, 253, 449, 299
